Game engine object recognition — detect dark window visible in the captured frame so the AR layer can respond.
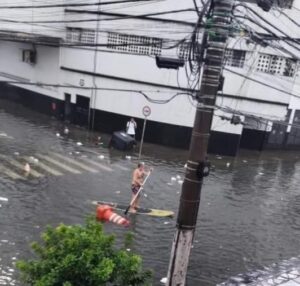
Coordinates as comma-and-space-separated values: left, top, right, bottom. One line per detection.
224, 49, 246, 68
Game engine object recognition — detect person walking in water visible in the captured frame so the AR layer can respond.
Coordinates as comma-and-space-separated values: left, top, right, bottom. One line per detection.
130, 162, 152, 213
126, 118, 137, 139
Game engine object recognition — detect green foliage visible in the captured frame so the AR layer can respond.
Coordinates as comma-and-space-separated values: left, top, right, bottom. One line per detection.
17, 218, 152, 286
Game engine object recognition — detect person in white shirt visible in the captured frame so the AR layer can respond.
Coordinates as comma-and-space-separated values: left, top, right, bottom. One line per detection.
126, 118, 137, 139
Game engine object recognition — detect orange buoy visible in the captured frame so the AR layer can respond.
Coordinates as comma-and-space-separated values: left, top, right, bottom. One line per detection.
96, 205, 129, 227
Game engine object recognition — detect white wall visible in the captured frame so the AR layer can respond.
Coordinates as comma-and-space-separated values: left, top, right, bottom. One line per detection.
0, 41, 61, 99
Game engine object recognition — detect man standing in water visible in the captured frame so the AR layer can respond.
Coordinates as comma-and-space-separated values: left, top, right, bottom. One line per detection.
126, 118, 137, 139
130, 162, 152, 213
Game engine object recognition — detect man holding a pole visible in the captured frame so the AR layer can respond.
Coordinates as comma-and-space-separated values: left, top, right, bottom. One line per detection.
129, 162, 152, 213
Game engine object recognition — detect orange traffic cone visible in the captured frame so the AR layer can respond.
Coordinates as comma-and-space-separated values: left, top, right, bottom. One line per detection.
96, 205, 129, 227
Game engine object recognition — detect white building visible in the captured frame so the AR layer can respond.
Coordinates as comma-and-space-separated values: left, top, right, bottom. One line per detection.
0, 0, 299, 156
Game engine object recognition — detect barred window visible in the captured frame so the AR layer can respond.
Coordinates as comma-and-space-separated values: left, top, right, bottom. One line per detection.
256, 53, 297, 77
107, 32, 162, 56
66, 28, 95, 44
178, 42, 190, 60
224, 49, 246, 68
66, 28, 80, 43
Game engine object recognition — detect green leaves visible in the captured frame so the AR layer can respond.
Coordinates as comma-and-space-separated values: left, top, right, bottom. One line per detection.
17, 218, 152, 286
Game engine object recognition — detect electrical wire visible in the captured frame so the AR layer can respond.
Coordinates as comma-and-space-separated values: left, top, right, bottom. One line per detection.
0, 0, 161, 9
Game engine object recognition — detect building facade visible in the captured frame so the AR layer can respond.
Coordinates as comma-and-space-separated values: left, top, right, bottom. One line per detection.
0, 0, 299, 156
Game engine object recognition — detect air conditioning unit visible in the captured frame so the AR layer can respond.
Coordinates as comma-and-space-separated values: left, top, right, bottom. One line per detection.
22, 50, 37, 64
155, 56, 185, 70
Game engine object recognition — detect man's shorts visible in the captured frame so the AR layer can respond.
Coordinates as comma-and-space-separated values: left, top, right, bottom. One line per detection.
131, 184, 140, 195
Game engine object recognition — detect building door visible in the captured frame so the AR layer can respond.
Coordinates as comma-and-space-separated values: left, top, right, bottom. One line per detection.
74, 95, 90, 126
64, 93, 72, 122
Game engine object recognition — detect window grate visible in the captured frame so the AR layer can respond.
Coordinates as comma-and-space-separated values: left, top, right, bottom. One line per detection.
256, 53, 297, 77
66, 28, 95, 44
224, 49, 246, 68
107, 32, 162, 56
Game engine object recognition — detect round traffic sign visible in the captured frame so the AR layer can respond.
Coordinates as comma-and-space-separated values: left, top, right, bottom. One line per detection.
142, 105, 151, 117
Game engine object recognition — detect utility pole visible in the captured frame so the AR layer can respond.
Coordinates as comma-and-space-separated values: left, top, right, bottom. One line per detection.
166, 0, 234, 285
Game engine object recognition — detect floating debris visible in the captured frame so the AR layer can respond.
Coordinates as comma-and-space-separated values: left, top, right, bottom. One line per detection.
75, 151, 80, 155
176, 175, 181, 180
76, 142, 83, 146
63, 127, 69, 135
167, 183, 173, 186
125, 155, 131, 160
98, 155, 105, 159
226, 162, 231, 167
56, 133, 60, 137
0, 197, 8, 202
24, 163, 31, 173
115, 191, 121, 194
184, 163, 187, 168
30, 157, 39, 164
217, 156, 222, 160
126, 248, 131, 252
258, 172, 264, 175
160, 277, 167, 284
243, 160, 248, 163
164, 222, 170, 225
178, 180, 183, 185
171, 177, 177, 181
144, 194, 148, 198
14, 152, 19, 156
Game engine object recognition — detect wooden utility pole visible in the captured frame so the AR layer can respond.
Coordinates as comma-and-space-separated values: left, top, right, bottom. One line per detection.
166, 0, 234, 285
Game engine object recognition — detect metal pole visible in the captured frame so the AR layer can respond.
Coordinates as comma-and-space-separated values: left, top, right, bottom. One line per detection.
138, 117, 147, 159
166, 1, 234, 285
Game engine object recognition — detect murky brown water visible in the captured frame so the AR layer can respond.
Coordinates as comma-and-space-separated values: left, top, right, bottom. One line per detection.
1, 98, 300, 285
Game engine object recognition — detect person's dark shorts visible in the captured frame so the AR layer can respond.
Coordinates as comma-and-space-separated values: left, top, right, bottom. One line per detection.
131, 184, 140, 195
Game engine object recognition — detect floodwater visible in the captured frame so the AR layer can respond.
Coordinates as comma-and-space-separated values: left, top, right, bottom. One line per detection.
1, 98, 300, 286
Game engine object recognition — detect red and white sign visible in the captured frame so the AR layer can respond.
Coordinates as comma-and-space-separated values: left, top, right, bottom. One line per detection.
142, 105, 151, 117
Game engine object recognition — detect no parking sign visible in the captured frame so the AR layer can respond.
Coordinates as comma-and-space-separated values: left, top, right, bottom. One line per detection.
142, 106, 151, 117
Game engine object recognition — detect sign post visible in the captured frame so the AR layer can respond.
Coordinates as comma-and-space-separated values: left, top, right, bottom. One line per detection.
138, 106, 151, 159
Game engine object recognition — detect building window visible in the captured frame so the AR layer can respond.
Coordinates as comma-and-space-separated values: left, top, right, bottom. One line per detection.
224, 49, 246, 68
178, 42, 190, 60
256, 53, 297, 77
107, 32, 162, 56
66, 28, 95, 44
178, 42, 201, 61
22, 50, 37, 64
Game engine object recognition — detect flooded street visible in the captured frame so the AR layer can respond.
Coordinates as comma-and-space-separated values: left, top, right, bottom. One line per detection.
1, 98, 300, 285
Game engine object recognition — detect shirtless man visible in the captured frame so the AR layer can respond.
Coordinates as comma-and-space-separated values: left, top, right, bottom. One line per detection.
130, 162, 152, 213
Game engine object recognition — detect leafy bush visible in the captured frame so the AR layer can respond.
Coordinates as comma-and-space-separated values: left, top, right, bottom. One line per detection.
17, 218, 152, 286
